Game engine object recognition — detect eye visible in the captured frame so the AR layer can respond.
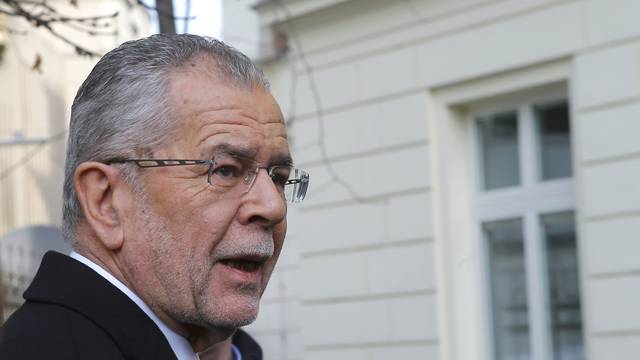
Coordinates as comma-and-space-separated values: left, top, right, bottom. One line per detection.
209, 157, 247, 187
270, 166, 292, 190
212, 164, 243, 179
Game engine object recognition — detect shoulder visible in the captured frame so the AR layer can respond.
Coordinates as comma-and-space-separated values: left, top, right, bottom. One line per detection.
0, 301, 124, 359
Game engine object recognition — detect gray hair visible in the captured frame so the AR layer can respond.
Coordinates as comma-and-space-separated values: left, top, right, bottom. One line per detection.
62, 33, 269, 245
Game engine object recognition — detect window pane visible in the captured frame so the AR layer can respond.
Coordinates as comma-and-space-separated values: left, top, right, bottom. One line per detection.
478, 111, 521, 190
541, 212, 584, 360
485, 218, 530, 360
535, 102, 572, 180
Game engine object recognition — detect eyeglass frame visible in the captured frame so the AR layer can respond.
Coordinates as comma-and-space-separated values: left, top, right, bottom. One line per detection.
105, 156, 309, 204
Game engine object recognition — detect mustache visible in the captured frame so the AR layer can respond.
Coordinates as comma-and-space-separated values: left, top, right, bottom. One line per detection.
212, 236, 275, 261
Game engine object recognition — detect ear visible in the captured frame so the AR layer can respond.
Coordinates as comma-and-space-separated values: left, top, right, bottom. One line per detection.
74, 162, 128, 250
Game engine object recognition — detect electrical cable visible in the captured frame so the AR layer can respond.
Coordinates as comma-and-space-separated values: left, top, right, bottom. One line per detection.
273, 0, 367, 203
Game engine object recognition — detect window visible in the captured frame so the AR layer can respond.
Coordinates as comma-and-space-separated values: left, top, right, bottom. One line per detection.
478, 111, 520, 190
485, 218, 530, 360
474, 97, 583, 360
534, 102, 572, 181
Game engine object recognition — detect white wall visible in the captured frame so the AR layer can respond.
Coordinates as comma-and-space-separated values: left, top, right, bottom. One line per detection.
574, 36, 640, 360
0, 0, 152, 238
0, 1, 153, 321
222, 0, 263, 59
225, 0, 640, 358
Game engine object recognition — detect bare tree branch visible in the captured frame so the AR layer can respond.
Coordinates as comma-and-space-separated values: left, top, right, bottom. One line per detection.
154, 0, 175, 33
0, 0, 195, 58
135, 0, 195, 22
1, 0, 117, 56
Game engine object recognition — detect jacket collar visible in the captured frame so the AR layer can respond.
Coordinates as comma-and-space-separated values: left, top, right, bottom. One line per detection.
233, 329, 262, 360
24, 251, 177, 360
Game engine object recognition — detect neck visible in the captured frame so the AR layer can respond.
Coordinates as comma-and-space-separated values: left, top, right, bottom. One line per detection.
74, 238, 236, 355
190, 330, 235, 360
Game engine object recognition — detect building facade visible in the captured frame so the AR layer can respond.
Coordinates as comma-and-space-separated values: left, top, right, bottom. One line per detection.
0, 0, 152, 320
223, 0, 640, 359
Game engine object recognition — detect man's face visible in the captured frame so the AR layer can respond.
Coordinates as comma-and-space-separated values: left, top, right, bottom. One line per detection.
120, 58, 289, 332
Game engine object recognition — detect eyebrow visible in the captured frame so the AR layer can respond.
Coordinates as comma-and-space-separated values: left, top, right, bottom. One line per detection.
273, 153, 294, 167
211, 143, 294, 166
213, 143, 257, 160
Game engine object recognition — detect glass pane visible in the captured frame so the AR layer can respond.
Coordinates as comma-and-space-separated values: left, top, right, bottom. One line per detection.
535, 102, 572, 180
485, 218, 530, 360
478, 111, 521, 190
541, 212, 584, 360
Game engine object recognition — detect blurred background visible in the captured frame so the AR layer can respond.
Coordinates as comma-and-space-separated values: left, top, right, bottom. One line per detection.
1, 0, 639, 359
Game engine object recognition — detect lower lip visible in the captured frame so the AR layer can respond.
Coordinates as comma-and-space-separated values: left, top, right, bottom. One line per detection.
218, 262, 263, 283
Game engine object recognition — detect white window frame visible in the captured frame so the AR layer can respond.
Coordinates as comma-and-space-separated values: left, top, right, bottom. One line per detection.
428, 59, 588, 360
469, 90, 577, 360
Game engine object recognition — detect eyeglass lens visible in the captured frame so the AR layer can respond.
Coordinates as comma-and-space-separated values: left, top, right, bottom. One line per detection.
206, 154, 308, 203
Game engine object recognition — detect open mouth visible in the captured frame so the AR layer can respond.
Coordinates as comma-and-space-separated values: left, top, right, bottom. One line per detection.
221, 259, 261, 273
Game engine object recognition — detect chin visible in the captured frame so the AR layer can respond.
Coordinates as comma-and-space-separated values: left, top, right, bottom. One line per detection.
203, 312, 257, 330
199, 294, 261, 329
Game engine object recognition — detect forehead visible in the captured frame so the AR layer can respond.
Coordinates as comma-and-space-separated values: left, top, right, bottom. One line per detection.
165, 59, 289, 161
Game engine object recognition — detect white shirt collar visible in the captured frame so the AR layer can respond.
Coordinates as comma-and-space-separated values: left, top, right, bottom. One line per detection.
232, 344, 242, 360
69, 251, 198, 360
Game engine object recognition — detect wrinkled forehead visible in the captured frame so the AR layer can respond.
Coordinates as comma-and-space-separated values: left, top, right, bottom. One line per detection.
163, 62, 289, 162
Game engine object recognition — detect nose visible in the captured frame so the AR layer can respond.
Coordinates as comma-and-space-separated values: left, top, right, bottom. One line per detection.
238, 169, 287, 227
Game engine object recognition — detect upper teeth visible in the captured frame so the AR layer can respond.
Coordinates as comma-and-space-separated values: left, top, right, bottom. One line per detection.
227, 260, 258, 272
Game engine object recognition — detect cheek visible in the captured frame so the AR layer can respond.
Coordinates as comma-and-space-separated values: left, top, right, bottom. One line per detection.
187, 201, 240, 253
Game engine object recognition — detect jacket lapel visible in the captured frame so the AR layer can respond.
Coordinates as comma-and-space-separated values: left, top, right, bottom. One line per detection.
24, 251, 178, 360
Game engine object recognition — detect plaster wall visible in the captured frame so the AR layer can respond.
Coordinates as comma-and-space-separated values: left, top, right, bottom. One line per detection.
228, 0, 640, 358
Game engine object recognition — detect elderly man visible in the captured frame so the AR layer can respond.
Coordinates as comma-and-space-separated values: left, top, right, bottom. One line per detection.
0, 34, 308, 359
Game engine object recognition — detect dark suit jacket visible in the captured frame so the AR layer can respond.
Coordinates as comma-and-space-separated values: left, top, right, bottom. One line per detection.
0, 251, 263, 360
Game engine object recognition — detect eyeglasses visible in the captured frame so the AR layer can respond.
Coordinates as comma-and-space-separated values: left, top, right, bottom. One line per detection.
107, 153, 309, 204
